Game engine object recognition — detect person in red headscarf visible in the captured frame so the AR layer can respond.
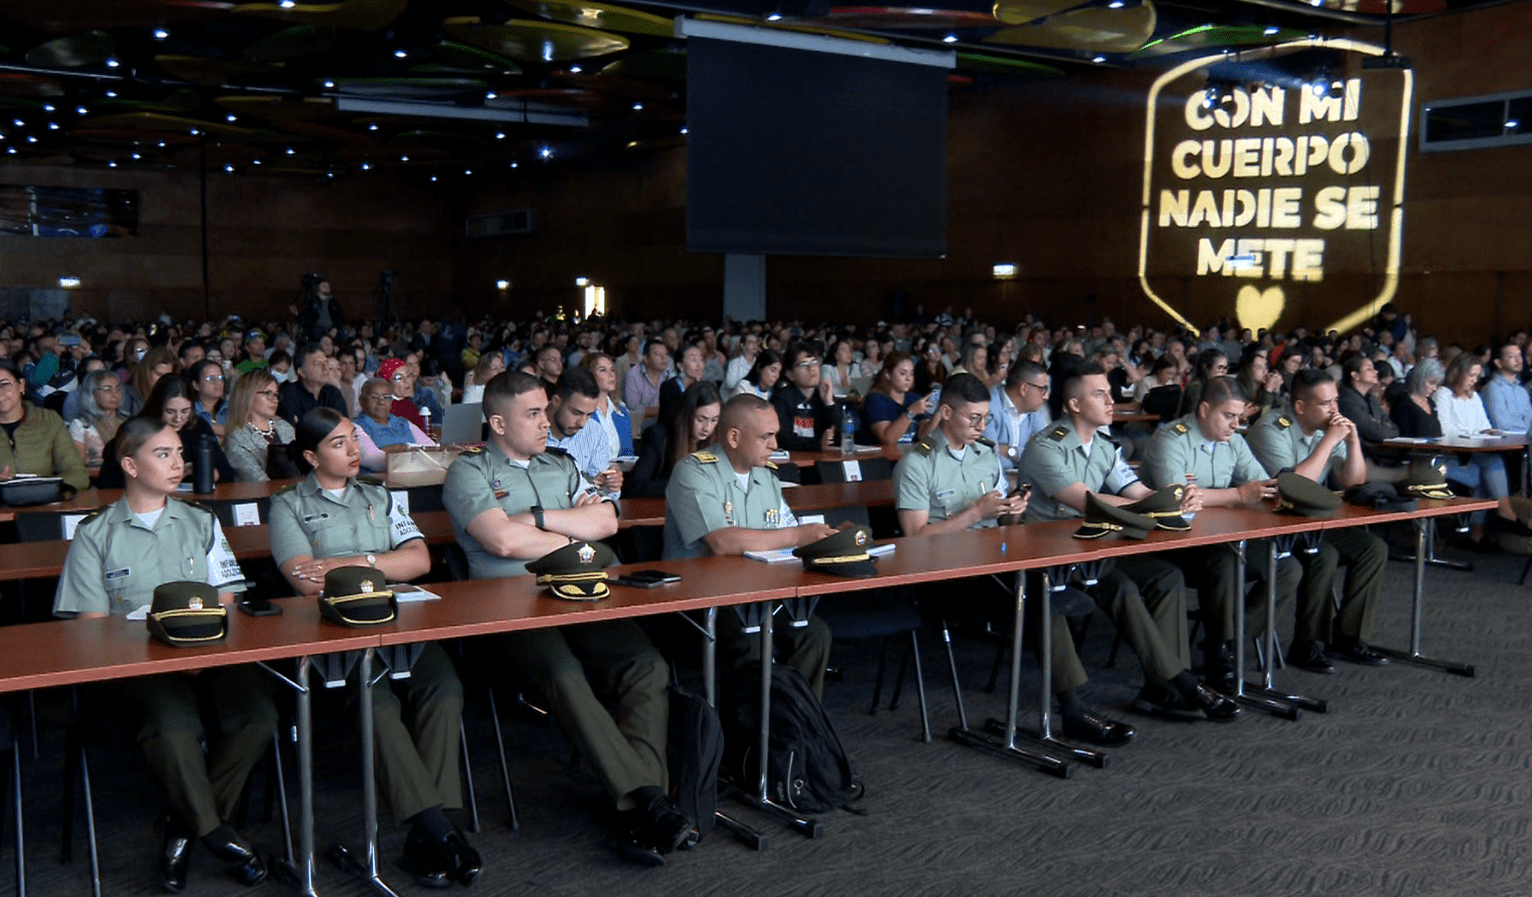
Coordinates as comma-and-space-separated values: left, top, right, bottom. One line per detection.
377, 358, 428, 431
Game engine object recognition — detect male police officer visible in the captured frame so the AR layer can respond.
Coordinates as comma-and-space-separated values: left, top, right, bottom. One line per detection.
442, 370, 690, 861
1142, 376, 1301, 691
663, 394, 836, 695
1246, 369, 1389, 669
1020, 364, 1239, 728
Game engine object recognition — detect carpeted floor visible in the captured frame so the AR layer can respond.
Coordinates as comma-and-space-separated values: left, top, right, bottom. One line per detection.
9, 540, 1532, 897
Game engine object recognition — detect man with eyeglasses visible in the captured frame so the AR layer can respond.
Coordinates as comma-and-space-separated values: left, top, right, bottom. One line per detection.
983, 359, 1052, 474
1020, 361, 1237, 733
0, 359, 90, 490
771, 340, 838, 452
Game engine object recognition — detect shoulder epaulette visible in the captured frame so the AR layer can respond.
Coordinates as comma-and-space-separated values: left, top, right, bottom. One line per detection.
272, 481, 301, 496
355, 474, 386, 487
914, 434, 937, 455
1047, 424, 1070, 441
544, 445, 571, 459
1276, 416, 1293, 429
179, 499, 215, 517
76, 506, 109, 528
461, 445, 484, 454
691, 450, 718, 464
1173, 422, 1189, 435
976, 437, 996, 448
764, 460, 777, 469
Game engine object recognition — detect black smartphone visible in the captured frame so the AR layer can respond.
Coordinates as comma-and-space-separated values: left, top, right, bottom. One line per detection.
1008, 483, 1032, 499
237, 598, 282, 617
615, 570, 682, 588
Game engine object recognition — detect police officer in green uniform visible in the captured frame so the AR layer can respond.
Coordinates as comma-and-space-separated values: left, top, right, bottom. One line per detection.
1246, 369, 1389, 669
662, 393, 837, 695
53, 416, 276, 892
1019, 364, 1239, 731
270, 408, 479, 887
441, 371, 690, 863
1142, 376, 1302, 692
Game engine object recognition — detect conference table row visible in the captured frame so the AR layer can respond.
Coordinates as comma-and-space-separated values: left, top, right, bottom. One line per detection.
0, 496, 1490, 694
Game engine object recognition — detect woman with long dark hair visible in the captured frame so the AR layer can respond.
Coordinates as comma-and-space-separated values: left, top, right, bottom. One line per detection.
625, 382, 722, 498
98, 374, 236, 488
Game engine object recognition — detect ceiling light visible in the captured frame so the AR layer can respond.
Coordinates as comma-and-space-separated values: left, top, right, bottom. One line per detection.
486, 91, 497, 99
1506, 119, 1520, 130
394, 49, 407, 58
464, 169, 472, 175
496, 280, 510, 290
632, 102, 643, 111
400, 155, 409, 162
570, 65, 583, 73
43, 104, 55, 113
1264, 25, 1279, 34
510, 161, 518, 168
766, 12, 782, 20
106, 90, 117, 98
285, 147, 295, 154
59, 276, 82, 288
5, 148, 13, 155
361, 162, 371, 170
105, 58, 120, 68
430, 175, 438, 182
992, 263, 1017, 279
76, 106, 88, 115
226, 114, 237, 122
1092, 54, 1106, 63
942, 34, 958, 43
1108, 0, 1124, 6
154, 28, 169, 39
280, 0, 295, 7
252, 159, 261, 165
368, 122, 379, 131
11, 119, 21, 127
27, 136, 37, 143
224, 164, 235, 172
157, 141, 166, 147
189, 128, 200, 135
495, 132, 506, 140
323, 80, 335, 89
680, 126, 688, 134
105, 159, 115, 165
326, 172, 334, 178
575, 277, 589, 286
1311, 81, 1328, 96
48, 123, 59, 130
132, 152, 141, 160
539, 145, 552, 159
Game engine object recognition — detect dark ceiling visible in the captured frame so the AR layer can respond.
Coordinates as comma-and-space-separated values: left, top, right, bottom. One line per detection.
0, 0, 1490, 179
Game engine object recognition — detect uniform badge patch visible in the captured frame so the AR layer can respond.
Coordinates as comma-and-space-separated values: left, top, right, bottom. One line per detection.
577, 543, 595, 564
360, 579, 374, 594
187, 596, 204, 610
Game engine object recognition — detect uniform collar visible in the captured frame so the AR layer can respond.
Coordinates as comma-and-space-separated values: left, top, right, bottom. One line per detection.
109, 495, 192, 530
298, 472, 353, 504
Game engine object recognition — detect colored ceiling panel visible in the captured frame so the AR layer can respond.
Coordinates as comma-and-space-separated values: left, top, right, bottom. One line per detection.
500, 0, 676, 38
443, 17, 631, 63
986, 1, 1155, 53
231, 0, 408, 30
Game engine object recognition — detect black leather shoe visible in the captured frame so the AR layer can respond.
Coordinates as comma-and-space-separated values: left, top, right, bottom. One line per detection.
1132, 683, 1201, 721
1289, 640, 1336, 675
1061, 710, 1135, 746
444, 829, 481, 886
399, 828, 453, 889
1186, 682, 1241, 723
621, 786, 692, 857
1204, 641, 1237, 694
160, 816, 193, 893
201, 829, 267, 887
1329, 639, 1389, 667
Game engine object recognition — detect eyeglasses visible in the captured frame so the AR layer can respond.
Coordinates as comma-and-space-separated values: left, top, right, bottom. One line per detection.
94, 384, 121, 393
796, 359, 821, 369
201, 374, 222, 382
961, 412, 994, 428
1022, 381, 1050, 394
256, 389, 279, 399
0, 380, 18, 391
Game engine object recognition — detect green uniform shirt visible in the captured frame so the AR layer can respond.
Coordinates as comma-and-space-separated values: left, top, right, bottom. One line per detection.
892, 429, 1005, 528
1143, 414, 1270, 490
442, 442, 605, 579
53, 498, 244, 617
1245, 409, 1348, 487
269, 473, 422, 566
662, 450, 797, 559
1019, 421, 1140, 523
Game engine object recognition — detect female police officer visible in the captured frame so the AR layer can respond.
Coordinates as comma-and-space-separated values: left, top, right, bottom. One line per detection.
269, 407, 479, 887
53, 415, 276, 892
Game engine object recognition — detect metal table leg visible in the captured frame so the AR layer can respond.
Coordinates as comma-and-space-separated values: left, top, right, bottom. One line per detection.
952, 571, 1072, 778
1229, 540, 1302, 720
699, 606, 769, 850
740, 603, 824, 838
260, 656, 320, 897
1243, 540, 1327, 714
1374, 519, 1477, 676
325, 648, 400, 896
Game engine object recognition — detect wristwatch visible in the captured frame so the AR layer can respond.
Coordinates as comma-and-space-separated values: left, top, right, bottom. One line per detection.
1006, 445, 1019, 461
365, 553, 377, 567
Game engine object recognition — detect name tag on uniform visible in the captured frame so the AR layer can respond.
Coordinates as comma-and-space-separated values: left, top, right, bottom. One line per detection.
935, 489, 955, 501
302, 512, 330, 524
105, 567, 130, 580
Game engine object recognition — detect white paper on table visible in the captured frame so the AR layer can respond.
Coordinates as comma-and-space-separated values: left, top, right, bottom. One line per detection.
232, 502, 261, 527
868, 543, 896, 557
798, 514, 826, 525
125, 604, 152, 621
744, 548, 799, 563
390, 584, 441, 603
842, 460, 862, 482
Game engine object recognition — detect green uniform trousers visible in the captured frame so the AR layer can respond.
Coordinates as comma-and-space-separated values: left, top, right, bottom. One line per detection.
360, 643, 464, 823
116, 666, 281, 837
1294, 527, 1387, 645
716, 607, 832, 698
1046, 555, 1190, 694
1171, 541, 1302, 646
500, 620, 669, 810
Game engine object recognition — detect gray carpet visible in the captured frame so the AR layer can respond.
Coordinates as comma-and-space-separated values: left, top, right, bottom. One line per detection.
10, 541, 1532, 897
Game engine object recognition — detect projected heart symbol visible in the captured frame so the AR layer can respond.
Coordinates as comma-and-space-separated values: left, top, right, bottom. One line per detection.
1235, 285, 1285, 332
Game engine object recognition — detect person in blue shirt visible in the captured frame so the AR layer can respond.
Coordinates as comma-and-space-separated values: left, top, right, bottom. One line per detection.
580, 351, 634, 461
983, 359, 1052, 473
862, 352, 936, 448
545, 368, 624, 494
1481, 343, 1532, 433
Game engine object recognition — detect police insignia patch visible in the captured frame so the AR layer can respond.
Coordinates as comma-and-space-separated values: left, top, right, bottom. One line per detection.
188, 596, 204, 610
360, 580, 374, 594
577, 543, 595, 564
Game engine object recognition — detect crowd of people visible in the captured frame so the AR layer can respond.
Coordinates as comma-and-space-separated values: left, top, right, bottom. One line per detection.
6, 294, 1532, 889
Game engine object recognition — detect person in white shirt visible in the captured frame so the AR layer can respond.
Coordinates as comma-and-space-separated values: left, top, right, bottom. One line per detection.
723, 332, 760, 394
1432, 353, 1526, 543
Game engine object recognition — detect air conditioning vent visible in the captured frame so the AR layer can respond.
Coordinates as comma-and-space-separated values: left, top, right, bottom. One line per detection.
466, 209, 532, 238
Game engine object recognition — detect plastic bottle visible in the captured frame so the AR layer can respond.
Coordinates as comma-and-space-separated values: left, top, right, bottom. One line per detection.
1183, 473, 1197, 521
840, 404, 855, 456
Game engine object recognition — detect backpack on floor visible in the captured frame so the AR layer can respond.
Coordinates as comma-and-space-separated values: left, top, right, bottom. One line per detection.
721, 665, 865, 816
667, 684, 722, 844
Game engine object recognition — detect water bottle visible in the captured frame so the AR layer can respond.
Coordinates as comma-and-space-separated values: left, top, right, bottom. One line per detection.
192, 432, 215, 494
420, 404, 432, 442
1183, 473, 1197, 521
840, 404, 855, 456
